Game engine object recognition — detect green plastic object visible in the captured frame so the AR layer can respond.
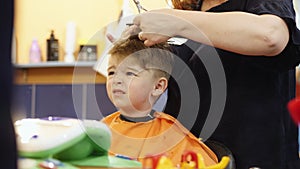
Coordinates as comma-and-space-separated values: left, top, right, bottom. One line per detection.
18, 133, 86, 159
15, 117, 142, 168
54, 120, 112, 161
18, 158, 79, 169
53, 136, 94, 161
68, 155, 142, 168
16, 118, 89, 159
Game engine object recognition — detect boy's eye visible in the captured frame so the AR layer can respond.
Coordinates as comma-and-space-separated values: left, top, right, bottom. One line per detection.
107, 71, 115, 76
126, 71, 137, 76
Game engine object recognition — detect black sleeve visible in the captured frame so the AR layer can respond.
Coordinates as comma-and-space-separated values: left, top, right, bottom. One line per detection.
247, 0, 300, 44
245, 0, 300, 70
0, 0, 18, 168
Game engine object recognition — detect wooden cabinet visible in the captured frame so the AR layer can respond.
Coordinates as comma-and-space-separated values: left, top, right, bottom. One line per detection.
13, 61, 106, 84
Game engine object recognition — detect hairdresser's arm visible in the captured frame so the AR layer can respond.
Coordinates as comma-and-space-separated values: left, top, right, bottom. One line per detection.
133, 9, 289, 56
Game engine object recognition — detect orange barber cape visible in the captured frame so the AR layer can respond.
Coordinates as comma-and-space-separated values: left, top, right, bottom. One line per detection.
102, 111, 218, 166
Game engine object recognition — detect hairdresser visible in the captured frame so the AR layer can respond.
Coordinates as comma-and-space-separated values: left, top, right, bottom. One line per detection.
133, 0, 300, 168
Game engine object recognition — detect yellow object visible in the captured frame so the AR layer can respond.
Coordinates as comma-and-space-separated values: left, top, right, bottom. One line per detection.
205, 156, 230, 169
192, 152, 230, 169
156, 156, 175, 169
196, 153, 206, 168
151, 152, 230, 169
179, 156, 230, 169
180, 162, 196, 169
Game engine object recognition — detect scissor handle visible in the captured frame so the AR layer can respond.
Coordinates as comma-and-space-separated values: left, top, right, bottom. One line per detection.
132, 0, 147, 13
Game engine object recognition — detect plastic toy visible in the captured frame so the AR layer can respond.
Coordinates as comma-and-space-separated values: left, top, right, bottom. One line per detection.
15, 117, 142, 169
143, 154, 174, 169
143, 151, 230, 169
181, 151, 230, 169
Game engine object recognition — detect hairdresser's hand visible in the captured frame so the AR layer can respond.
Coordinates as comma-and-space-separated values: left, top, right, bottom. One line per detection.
106, 25, 142, 43
133, 9, 182, 46
106, 33, 116, 43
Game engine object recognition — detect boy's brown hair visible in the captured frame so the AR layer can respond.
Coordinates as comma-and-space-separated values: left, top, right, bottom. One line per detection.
108, 35, 174, 79
171, 0, 199, 10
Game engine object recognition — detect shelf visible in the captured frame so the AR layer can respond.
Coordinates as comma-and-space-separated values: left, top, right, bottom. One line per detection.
14, 61, 97, 68
13, 61, 106, 84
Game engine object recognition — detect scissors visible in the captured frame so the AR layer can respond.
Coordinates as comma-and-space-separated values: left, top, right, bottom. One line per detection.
126, 0, 147, 26
128, 0, 176, 44
133, 0, 147, 13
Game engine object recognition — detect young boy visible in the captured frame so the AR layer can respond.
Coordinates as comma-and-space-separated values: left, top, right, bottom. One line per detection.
101, 35, 218, 166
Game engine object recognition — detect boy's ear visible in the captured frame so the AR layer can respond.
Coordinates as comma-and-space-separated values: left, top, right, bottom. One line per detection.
152, 77, 168, 96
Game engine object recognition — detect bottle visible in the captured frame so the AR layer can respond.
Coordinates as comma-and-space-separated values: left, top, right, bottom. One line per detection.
47, 30, 59, 61
29, 39, 41, 63
64, 22, 76, 62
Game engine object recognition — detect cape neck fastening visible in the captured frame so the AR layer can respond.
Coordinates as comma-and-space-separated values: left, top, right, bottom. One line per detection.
120, 109, 156, 123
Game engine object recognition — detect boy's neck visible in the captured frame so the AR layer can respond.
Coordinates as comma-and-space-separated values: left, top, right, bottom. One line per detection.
119, 107, 153, 117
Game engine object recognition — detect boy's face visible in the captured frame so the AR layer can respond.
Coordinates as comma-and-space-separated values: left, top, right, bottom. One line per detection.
106, 55, 157, 113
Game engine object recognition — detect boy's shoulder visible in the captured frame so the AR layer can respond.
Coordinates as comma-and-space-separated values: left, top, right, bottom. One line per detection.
155, 112, 176, 121
101, 111, 121, 124
155, 112, 190, 133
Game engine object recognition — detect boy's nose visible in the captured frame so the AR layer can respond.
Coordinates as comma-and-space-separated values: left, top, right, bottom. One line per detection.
112, 74, 123, 84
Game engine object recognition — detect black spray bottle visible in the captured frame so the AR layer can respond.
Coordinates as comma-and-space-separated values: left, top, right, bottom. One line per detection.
47, 30, 59, 61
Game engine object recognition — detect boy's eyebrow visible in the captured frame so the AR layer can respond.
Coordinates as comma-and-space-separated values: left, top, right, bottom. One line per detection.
107, 65, 115, 71
107, 65, 144, 72
126, 67, 144, 72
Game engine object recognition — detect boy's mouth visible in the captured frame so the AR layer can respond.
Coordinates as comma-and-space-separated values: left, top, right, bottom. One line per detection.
112, 89, 126, 95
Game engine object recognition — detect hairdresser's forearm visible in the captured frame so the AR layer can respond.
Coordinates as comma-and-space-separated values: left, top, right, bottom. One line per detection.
173, 10, 289, 56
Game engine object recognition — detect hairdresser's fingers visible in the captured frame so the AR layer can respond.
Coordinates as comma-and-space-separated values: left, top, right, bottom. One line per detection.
139, 32, 170, 46
138, 32, 144, 41
106, 33, 116, 43
126, 25, 142, 36
144, 39, 156, 47
133, 14, 141, 26
118, 25, 141, 41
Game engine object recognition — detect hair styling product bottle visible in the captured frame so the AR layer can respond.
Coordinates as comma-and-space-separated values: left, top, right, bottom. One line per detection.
29, 39, 41, 63
47, 30, 59, 61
